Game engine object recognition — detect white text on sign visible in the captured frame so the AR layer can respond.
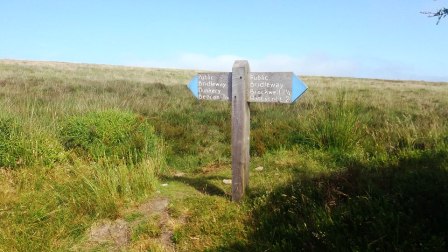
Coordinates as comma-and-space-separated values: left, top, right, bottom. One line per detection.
197, 73, 231, 101
248, 72, 293, 103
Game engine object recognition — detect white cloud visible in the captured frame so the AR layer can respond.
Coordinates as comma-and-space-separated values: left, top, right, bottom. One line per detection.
129, 53, 240, 72
130, 53, 359, 76
240, 54, 359, 77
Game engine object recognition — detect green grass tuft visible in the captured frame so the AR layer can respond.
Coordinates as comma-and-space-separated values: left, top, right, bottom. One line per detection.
60, 110, 158, 164
0, 116, 64, 168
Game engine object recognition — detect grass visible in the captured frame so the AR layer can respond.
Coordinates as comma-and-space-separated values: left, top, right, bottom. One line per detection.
0, 59, 447, 251
60, 110, 159, 164
0, 115, 63, 168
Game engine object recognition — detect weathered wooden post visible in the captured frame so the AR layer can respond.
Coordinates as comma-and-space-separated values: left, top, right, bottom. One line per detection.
187, 60, 308, 202
231, 60, 250, 201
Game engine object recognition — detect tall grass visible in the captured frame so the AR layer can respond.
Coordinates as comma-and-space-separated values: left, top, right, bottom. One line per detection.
60, 110, 159, 164
0, 60, 447, 251
0, 60, 168, 250
304, 89, 362, 151
0, 115, 63, 168
0, 159, 159, 251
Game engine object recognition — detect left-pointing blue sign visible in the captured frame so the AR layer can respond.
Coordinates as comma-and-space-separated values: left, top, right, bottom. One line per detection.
188, 75, 199, 98
188, 73, 232, 101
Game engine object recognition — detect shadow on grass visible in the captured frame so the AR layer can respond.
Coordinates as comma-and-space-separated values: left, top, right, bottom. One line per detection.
220, 149, 448, 251
160, 174, 231, 199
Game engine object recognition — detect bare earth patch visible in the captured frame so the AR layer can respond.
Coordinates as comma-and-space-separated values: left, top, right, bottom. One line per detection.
78, 197, 179, 251
137, 197, 175, 250
88, 219, 130, 250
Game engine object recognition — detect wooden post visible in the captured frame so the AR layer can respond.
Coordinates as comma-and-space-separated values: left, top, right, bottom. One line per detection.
187, 61, 308, 201
231, 60, 250, 202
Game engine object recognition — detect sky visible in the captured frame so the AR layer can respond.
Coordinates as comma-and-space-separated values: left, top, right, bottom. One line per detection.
1, 0, 447, 82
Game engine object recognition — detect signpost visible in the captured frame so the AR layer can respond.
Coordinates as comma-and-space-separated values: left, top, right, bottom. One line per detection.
188, 60, 308, 201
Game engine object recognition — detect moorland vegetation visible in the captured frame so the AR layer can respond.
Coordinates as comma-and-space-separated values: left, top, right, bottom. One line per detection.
0, 60, 447, 251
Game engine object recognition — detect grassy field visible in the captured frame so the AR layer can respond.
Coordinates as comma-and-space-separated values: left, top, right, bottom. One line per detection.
0, 59, 447, 251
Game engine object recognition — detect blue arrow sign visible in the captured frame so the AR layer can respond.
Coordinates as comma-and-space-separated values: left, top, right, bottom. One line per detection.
188, 75, 199, 98
248, 72, 307, 103
188, 73, 232, 101
291, 74, 308, 103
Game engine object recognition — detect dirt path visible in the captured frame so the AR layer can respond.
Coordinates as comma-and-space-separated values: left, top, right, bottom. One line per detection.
77, 197, 177, 251
75, 171, 228, 251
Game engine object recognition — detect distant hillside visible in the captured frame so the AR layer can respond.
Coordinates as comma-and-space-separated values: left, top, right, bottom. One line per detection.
2, 59, 446, 87
0, 59, 198, 86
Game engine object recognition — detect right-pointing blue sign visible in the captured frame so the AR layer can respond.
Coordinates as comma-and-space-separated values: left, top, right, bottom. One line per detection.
291, 74, 308, 103
248, 72, 307, 103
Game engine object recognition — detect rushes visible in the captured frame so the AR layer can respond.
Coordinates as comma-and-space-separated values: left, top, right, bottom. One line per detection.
0, 159, 159, 251
60, 110, 158, 164
0, 116, 63, 168
306, 89, 362, 152
66, 159, 158, 218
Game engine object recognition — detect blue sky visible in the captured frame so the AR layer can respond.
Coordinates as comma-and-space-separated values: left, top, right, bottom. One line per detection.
1, 0, 447, 81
